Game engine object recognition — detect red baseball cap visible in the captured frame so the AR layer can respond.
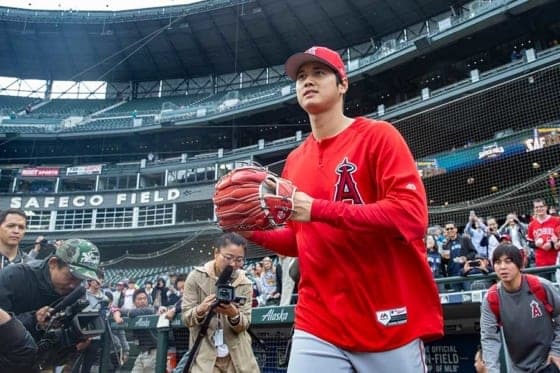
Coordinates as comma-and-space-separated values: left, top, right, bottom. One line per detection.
499, 234, 512, 242
284, 46, 347, 81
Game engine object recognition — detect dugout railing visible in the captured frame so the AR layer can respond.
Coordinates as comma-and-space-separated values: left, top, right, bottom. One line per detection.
97, 266, 559, 373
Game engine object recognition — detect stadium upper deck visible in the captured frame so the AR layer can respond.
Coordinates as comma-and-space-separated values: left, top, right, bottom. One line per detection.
0, 0, 472, 82
0, 0, 559, 259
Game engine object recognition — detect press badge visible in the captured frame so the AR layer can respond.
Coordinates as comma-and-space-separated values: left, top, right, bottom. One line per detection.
213, 328, 224, 346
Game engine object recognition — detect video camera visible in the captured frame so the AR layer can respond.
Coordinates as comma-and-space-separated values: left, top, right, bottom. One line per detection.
39, 238, 57, 251
215, 266, 247, 306
216, 283, 246, 305
35, 287, 106, 368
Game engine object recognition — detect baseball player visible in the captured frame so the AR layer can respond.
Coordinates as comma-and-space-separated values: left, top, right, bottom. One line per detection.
241, 46, 443, 372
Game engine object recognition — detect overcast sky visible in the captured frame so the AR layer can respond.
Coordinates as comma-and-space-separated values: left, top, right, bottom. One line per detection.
0, 0, 203, 11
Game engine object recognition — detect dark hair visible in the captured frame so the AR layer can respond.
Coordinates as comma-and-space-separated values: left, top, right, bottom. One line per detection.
492, 244, 523, 269
145, 280, 153, 286
51, 256, 69, 270
0, 208, 28, 226
444, 221, 456, 228
174, 274, 187, 288
133, 288, 148, 302
425, 234, 438, 251
215, 232, 247, 254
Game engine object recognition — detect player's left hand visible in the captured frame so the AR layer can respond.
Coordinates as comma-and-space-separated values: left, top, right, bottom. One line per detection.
291, 191, 313, 222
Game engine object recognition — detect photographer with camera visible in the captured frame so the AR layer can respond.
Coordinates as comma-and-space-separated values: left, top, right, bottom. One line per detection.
460, 256, 493, 290
181, 232, 259, 372
0, 238, 101, 371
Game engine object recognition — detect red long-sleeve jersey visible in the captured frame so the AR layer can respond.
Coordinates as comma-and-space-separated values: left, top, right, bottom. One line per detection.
527, 215, 560, 266
251, 117, 443, 352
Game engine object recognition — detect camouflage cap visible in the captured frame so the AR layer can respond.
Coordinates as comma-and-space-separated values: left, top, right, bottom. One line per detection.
55, 238, 100, 281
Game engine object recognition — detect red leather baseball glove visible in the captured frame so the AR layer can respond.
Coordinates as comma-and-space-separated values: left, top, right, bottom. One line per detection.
213, 166, 297, 231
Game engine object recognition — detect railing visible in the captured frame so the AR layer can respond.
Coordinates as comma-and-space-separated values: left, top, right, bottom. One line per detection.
85, 265, 560, 372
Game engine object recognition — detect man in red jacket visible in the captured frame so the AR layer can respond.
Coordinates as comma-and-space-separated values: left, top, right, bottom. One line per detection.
242, 46, 443, 372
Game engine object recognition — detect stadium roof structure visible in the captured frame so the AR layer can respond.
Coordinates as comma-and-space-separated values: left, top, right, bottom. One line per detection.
0, 0, 470, 82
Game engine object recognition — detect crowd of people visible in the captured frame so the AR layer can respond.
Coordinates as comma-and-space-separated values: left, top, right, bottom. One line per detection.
0, 205, 293, 372
1, 44, 560, 373
426, 198, 560, 292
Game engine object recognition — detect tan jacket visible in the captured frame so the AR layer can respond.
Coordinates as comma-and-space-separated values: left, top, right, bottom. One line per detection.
181, 260, 260, 372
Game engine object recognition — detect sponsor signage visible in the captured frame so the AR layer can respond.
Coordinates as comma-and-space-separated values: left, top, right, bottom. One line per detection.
416, 129, 532, 178
3, 187, 199, 210
133, 317, 152, 328
66, 164, 103, 176
416, 159, 446, 178
21, 167, 59, 177
477, 142, 504, 159
425, 335, 480, 373
525, 127, 560, 152
252, 306, 294, 325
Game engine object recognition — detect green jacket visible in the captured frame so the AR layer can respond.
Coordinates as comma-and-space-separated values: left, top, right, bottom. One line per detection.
181, 260, 260, 372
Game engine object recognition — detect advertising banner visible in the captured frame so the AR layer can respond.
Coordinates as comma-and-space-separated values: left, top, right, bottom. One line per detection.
21, 167, 59, 177
1, 186, 208, 210
66, 164, 103, 176
417, 129, 533, 178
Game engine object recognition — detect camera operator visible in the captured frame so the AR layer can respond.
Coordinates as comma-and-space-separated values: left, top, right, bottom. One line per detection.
181, 232, 259, 372
0, 238, 101, 371
0, 208, 30, 269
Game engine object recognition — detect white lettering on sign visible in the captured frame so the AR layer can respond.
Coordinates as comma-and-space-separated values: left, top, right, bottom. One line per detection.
8, 188, 185, 209
134, 318, 151, 328
59, 196, 69, 208
90, 195, 103, 206
425, 345, 461, 373
73, 196, 86, 207
261, 309, 289, 322
525, 137, 546, 151
115, 189, 182, 205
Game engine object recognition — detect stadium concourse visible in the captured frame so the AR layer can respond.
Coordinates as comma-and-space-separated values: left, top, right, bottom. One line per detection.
0, 0, 560, 371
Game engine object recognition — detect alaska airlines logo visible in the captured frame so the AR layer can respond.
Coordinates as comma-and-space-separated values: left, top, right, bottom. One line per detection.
334, 158, 364, 204
134, 318, 151, 328
261, 309, 289, 322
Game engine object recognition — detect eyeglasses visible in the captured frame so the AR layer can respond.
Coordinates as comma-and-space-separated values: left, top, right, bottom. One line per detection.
220, 253, 245, 264
445, 227, 455, 231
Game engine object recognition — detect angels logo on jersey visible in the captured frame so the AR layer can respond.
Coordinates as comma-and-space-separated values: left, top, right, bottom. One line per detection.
334, 158, 364, 204
530, 300, 543, 319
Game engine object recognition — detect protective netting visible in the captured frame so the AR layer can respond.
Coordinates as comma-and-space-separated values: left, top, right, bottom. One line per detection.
267, 63, 560, 226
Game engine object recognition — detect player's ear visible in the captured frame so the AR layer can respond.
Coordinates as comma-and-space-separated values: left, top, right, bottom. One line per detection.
338, 77, 349, 95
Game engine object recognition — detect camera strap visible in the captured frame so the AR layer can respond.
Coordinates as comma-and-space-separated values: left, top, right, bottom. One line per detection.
213, 317, 224, 347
